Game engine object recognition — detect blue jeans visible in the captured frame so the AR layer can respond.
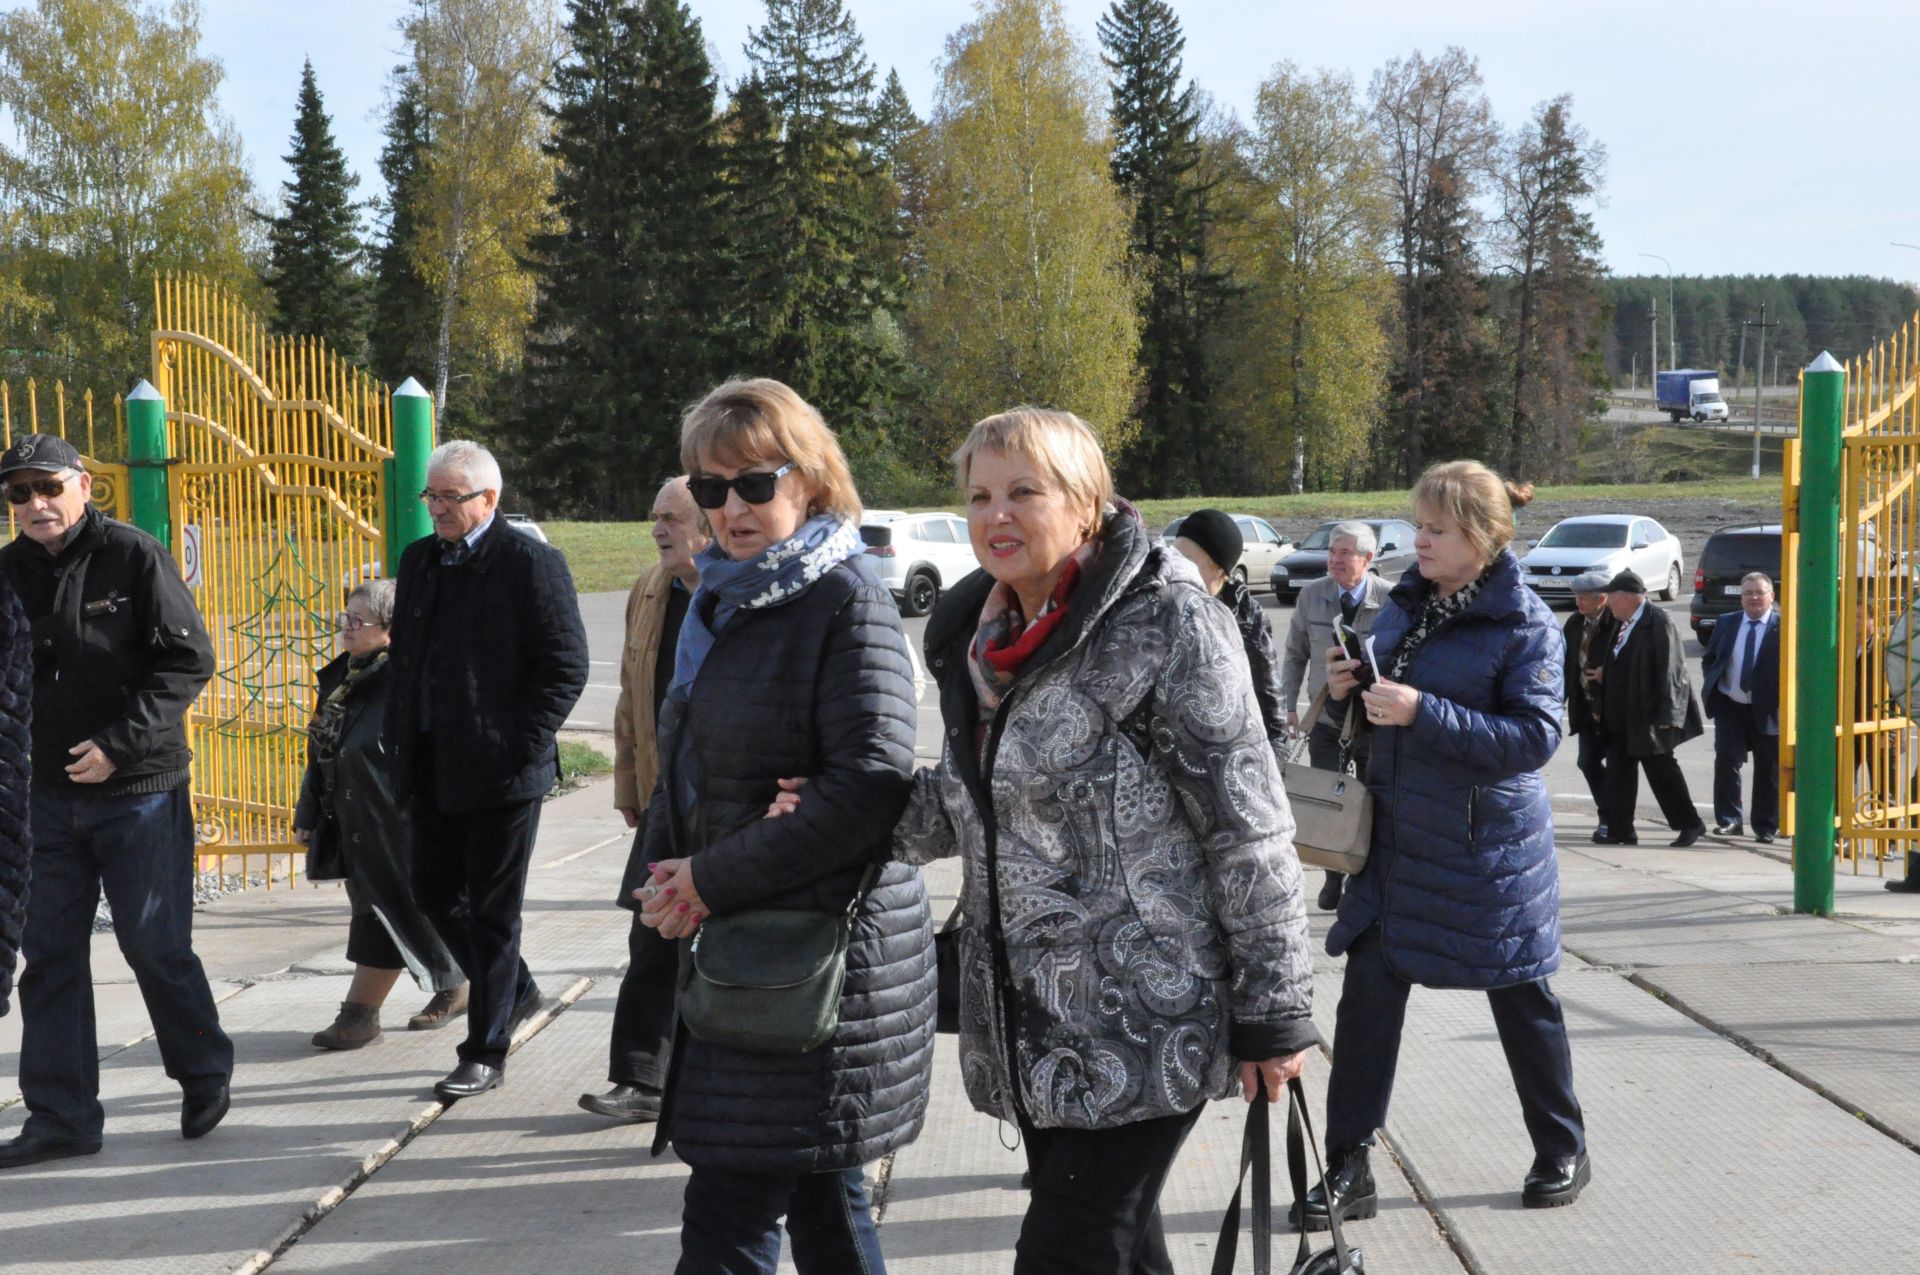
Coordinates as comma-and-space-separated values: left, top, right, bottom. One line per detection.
676, 1165, 885, 1275
19, 785, 233, 1142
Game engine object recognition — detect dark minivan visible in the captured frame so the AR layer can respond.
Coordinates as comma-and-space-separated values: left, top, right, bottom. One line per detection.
1690, 525, 1781, 637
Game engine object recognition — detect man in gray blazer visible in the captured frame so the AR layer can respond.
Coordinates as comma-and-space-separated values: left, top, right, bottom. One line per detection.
1280, 521, 1393, 909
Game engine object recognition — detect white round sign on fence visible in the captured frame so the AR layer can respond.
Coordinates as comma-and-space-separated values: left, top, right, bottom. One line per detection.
181, 523, 203, 589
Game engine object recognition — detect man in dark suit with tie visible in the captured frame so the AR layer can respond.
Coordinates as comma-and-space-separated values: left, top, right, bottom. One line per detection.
1595, 570, 1707, 846
1700, 573, 1781, 843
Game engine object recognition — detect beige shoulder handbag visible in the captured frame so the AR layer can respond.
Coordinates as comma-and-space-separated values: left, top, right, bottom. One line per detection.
1280, 686, 1372, 875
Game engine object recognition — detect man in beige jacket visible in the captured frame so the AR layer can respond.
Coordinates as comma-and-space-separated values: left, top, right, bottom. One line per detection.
579, 476, 709, 1121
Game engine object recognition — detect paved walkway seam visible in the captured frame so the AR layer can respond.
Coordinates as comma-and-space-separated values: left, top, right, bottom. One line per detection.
1370, 1128, 1481, 1275
1619, 968, 1920, 1160
243, 974, 599, 1274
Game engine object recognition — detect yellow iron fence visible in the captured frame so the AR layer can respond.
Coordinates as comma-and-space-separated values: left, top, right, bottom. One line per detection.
0, 378, 131, 519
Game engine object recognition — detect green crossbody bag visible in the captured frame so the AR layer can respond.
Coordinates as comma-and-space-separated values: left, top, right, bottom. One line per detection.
679, 864, 878, 1055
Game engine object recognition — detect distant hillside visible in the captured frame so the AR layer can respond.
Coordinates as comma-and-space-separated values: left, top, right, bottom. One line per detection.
1605, 276, 1916, 385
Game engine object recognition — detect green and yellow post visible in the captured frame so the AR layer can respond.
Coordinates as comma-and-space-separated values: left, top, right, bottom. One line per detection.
1794, 352, 1846, 915
386, 377, 436, 576
125, 379, 170, 547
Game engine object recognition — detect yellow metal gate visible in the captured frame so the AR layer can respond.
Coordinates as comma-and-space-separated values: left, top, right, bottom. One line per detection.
152, 276, 395, 885
1780, 312, 1920, 874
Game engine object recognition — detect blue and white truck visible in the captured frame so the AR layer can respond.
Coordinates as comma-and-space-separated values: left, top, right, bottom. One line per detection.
1656, 369, 1729, 422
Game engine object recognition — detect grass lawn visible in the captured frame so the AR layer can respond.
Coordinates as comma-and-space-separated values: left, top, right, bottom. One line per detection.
547, 469, 1783, 594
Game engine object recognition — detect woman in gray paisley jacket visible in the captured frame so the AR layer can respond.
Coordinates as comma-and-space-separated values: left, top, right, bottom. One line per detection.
880, 409, 1315, 1274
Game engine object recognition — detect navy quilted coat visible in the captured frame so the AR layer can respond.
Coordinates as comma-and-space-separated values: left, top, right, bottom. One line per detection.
1326, 551, 1566, 990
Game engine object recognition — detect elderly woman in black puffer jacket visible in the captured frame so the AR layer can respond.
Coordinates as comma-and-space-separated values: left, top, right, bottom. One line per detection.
0, 575, 28, 1019
635, 378, 935, 1275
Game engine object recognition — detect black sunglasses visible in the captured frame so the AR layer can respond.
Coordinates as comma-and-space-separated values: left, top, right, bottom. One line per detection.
5, 476, 68, 505
687, 462, 795, 510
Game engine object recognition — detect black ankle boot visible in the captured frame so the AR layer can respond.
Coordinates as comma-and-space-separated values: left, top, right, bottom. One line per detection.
1287, 1144, 1378, 1231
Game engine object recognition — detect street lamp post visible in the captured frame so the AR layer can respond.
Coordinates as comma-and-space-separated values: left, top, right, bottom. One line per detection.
1640, 252, 1676, 369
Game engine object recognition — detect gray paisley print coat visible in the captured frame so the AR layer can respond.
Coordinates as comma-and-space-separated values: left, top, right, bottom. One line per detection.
896, 509, 1315, 1131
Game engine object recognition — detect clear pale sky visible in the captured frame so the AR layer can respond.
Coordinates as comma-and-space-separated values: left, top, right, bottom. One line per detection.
194, 0, 1920, 285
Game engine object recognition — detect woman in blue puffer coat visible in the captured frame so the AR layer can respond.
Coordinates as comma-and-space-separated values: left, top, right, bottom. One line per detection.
1297, 460, 1590, 1230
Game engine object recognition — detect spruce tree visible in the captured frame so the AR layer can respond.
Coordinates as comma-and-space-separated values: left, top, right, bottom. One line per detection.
871, 68, 929, 293
728, 0, 897, 441
512, 0, 729, 517
1399, 155, 1498, 470
1098, 0, 1232, 497
367, 70, 439, 387
264, 60, 366, 358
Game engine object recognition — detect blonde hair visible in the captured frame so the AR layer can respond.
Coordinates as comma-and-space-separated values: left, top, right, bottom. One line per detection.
680, 378, 861, 520
1410, 460, 1536, 564
950, 408, 1115, 529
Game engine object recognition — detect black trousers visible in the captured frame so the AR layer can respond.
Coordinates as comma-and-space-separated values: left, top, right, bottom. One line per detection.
19, 786, 232, 1142
1326, 928, 1584, 1162
410, 787, 542, 1069
1711, 703, 1779, 836
1013, 1105, 1203, 1275
609, 909, 678, 1088
1602, 733, 1701, 837
1573, 728, 1607, 813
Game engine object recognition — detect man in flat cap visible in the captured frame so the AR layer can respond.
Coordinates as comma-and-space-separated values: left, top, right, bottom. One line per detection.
0, 433, 229, 1168
1593, 569, 1705, 846
1562, 571, 1615, 838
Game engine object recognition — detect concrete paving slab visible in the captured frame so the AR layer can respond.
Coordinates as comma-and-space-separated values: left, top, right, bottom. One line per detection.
271, 981, 688, 1275
1635, 960, 1920, 1147
1338, 961, 1920, 1273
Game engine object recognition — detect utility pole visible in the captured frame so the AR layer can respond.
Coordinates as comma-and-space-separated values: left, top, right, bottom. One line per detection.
1744, 303, 1779, 478
1640, 252, 1677, 368
1650, 297, 1660, 406
1630, 352, 1637, 393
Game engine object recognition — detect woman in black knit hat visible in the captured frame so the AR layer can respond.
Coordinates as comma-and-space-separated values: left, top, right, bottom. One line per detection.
1173, 508, 1289, 748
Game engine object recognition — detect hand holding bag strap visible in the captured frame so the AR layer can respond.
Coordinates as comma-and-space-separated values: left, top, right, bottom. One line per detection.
1211, 1094, 1274, 1275
1288, 1076, 1355, 1272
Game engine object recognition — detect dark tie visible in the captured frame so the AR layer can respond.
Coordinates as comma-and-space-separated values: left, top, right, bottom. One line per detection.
1339, 590, 1359, 627
440, 538, 471, 566
1738, 619, 1760, 692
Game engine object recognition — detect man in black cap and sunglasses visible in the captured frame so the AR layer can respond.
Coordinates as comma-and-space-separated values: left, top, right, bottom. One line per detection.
0, 433, 229, 1169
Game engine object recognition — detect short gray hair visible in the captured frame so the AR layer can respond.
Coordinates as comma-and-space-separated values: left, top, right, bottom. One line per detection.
427, 440, 503, 494
1329, 521, 1377, 556
1742, 572, 1775, 591
348, 577, 397, 628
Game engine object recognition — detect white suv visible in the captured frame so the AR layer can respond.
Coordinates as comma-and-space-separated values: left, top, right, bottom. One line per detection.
861, 511, 981, 617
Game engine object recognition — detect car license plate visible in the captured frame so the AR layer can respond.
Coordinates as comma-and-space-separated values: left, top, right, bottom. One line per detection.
1723, 585, 1743, 595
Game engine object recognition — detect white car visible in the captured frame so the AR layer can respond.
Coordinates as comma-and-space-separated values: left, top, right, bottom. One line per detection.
860, 510, 981, 617
503, 511, 548, 543
1521, 514, 1686, 603
1160, 513, 1296, 593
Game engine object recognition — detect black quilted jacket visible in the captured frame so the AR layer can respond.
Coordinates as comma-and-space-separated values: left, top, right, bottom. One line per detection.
642, 557, 935, 1173
0, 574, 32, 1017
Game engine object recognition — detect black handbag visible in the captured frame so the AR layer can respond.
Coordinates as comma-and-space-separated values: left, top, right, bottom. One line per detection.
679, 864, 876, 1055
1213, 1077, 1365, 1275
934, 900, 963, 1034
303, 819, 346, 883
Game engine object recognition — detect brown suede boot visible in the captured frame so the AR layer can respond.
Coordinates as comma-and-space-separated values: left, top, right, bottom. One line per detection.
408, 984, 469, 1031
312, 1001, 382, 1051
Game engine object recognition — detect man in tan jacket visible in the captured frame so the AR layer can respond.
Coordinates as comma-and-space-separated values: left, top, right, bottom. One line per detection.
579, 476, 708, 1121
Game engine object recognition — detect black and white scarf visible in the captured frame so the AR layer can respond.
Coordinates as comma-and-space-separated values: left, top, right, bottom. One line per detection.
1386, 569, 1490, 681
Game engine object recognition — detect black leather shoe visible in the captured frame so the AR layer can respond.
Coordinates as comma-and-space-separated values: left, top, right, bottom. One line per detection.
1593, 824, 1609, 841
1522, 1150, 1590, 1208
1713, 820, 1742, 836
1671, 825, 1706, 848
507, 986, 547, 1036
1886, 875, 1920, 893
1288, 1145, 1378, 1232
1754, 831, 1777, 845
182, 1083, 230, 1140
1591, 830, 1638, 845
434, 1061, 504, 1101
0, 1131, 102, 1169
1317, 872, 1345, 911
577, 1084, 661, 1122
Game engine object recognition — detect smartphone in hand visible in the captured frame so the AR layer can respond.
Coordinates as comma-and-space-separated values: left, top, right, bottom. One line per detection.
1334, 616, 1377, 691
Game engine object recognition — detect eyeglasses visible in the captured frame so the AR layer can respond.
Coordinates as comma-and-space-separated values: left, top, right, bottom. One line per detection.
335, 611, 378, 633
687, 462, 795, 510
5, 476, 68, 505
417, 488, 488, 506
